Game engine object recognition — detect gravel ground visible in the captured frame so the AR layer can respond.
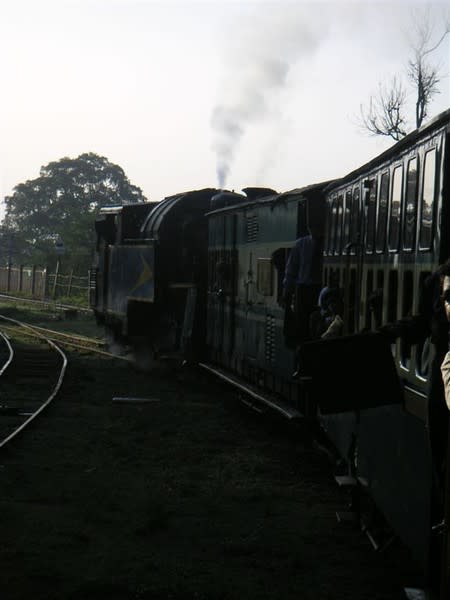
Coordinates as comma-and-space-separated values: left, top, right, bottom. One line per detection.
0, 304, 421, 599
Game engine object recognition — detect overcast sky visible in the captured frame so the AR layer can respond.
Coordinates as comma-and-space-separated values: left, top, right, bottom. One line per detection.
1, 0, 449, 215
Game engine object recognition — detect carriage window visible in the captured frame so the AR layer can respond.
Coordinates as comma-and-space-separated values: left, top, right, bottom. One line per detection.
369, 270, 385, 329
343, 191, 352, 249
419, 148, 436, 250
364, 269, 374, 329
365, 179, 377, 253
376, 172, 390, 253
272, 248, 289, 302
325, 201, 333, 255
335, 195, 344, 254
297, 201, 308, 239
346, 268, 357, 333
403, 157, 418, 250
400, 270, 414, 369
388, 166, 403, 251
256, 258, 273, 296
330, 198, 338, 254
388, 269, 398, 323
324, 205, 330, 255
208, 249, 220, 292
417, 270, 432, 377
350, 187, 360, 255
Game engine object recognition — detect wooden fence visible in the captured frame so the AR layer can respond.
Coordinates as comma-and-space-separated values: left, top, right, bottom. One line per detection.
0, 264, 91, 304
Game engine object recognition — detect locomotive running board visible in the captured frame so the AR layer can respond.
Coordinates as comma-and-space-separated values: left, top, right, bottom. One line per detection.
198, 363, 301, 420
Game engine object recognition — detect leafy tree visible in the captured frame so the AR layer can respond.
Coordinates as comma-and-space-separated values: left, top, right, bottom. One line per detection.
359, 9, 449, 140
2, 153, 146, 271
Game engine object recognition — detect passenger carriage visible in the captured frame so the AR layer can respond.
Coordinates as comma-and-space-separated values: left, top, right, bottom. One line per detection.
319, 108, 450, 593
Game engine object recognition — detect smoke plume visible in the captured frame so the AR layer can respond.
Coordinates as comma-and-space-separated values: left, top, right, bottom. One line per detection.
211, 7, 327, 188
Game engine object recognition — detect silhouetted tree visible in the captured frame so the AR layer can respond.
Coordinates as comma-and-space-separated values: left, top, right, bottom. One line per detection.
2, 153, 146, 271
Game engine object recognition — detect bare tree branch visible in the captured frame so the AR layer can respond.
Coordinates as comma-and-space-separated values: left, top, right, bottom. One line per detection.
358, 8, 449, 139
359, 77, 408, 141
408, 56, 440, 128
408, 8, 449, 127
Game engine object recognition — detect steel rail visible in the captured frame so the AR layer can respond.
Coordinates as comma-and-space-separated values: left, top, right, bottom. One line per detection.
0, 322, 130, 361
39, 335, 132, 360
16, 322, 105, 347
0, 315, 68, 449
0, 331, 14, 376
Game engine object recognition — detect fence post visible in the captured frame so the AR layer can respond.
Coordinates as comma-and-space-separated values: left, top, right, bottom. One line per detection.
88, 269, 92, 306
52, 261, 60, 299
43, 267, 48, 300
19, 265, 23, 293
6, 263, 11, 292
67, 269, 74, 296
31, 265, 36, 297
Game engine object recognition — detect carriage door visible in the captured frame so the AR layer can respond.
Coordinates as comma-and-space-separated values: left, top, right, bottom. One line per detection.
342, 187, 362, 335
220, 213, 238, 367
207, 213, 237, 366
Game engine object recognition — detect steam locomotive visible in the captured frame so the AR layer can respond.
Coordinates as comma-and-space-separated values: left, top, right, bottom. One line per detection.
91, 108, 450, 598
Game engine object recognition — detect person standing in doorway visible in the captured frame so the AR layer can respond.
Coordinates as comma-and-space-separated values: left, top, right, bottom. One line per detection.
282, 222, 324, 375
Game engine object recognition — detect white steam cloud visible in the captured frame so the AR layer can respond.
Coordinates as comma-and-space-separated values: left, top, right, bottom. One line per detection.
211, 7, 329, 189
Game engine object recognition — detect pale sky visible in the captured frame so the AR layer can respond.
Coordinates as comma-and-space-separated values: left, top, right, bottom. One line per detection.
1, 0, 449, 216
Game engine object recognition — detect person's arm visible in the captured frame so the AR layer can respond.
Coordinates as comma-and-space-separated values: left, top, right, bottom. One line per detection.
443, 275, 450, 323
440, 275, 450, 410
441, 353, 450, 410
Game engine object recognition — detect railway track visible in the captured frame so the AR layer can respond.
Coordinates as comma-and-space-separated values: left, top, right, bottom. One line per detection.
0, 315, 68, 448
0, 311, 133, 449
0, 319, 131, 360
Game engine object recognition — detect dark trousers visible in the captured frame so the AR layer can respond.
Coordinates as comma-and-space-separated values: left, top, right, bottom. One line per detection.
294, 284, 322, 342
429, 346, 449, 499
283, 284, 322, 351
